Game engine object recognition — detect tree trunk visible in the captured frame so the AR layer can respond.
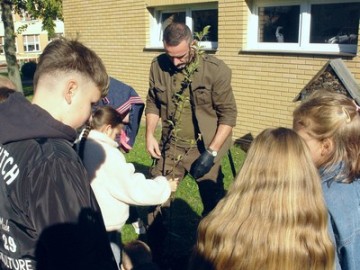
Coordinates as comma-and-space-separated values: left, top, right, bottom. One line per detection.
1, 0, 23, 92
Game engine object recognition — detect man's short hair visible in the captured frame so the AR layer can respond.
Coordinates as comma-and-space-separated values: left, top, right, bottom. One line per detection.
33, 38, 109, 97
163, 22, 193, 46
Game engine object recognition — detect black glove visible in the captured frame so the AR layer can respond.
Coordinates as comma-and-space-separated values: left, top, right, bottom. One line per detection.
190, 150, 215, 179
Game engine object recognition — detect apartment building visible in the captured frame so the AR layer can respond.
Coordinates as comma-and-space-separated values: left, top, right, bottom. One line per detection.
0, 12, 64, 64
63, 0, 360, 143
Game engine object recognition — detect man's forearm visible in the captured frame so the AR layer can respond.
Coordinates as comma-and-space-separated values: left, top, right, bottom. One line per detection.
208, 124, 233, 151
146, 113, 160, 137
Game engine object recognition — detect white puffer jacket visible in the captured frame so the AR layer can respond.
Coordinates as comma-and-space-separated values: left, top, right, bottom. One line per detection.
81, 130, 171, 231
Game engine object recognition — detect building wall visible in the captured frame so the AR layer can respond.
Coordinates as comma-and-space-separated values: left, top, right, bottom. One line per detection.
0, 15, 64, 63
63, 0, 360, 142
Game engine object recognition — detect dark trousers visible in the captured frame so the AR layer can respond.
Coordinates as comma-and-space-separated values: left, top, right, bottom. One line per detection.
149, 143, 224, 216
146, 143, 225, 267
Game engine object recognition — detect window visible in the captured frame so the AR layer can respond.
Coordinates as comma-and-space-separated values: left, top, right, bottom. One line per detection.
148, 3, 218, 49
248, 1, 360, 54
20, 11, 34, 22
23, 35, 40, 52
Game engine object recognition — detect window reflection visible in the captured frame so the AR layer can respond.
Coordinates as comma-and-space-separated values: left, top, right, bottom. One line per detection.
310, 3, 360, 44
192, 10, 218, 42
258, 6, 300, 43
161, 12, 186, 25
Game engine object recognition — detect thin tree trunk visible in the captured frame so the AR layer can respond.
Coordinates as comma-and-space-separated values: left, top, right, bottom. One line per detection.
1, 0, 23, 92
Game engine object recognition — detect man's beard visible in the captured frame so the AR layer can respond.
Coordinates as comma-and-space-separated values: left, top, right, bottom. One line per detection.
173, 49, 195, 71
175, 63, 186, 70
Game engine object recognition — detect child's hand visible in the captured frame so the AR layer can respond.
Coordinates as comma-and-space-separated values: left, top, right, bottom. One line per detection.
168, 178, 179, 192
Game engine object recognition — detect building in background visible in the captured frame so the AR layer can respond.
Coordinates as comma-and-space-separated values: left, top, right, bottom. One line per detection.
62, 0, 360, 143
0, 11, 64, 67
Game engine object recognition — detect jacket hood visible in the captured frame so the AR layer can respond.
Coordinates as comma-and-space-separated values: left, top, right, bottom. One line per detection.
0, 92, 77, 144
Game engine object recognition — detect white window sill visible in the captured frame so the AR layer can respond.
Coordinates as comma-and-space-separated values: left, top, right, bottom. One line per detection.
241, 49, 357, 57
144, 46, 218, 54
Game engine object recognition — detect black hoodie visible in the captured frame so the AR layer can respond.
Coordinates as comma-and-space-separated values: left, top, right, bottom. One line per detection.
0, 93, 117, 270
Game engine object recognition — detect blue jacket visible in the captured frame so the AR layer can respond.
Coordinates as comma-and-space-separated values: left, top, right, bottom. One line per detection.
98, 77, 144, 152
320, 163, 360, 270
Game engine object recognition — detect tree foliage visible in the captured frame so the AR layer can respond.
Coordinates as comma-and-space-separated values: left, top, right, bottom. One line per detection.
22, 0, 63, 38
1, 0, 62, 92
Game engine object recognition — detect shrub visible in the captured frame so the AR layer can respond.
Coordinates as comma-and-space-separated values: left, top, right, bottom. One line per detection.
21, 61, 37, 79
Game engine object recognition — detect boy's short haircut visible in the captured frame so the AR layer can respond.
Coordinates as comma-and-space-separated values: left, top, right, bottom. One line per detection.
122, 240, 152, 267
33, 37, 109, 97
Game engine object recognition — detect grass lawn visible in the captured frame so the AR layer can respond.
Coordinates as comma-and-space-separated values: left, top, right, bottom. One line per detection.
122, 125, 246, 269
23, 85, 33, 100
20, 82, 246, 268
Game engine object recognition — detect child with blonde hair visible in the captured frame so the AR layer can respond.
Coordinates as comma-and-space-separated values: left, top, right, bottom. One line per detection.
189, 127, 334, 270
293, 90, 360, 270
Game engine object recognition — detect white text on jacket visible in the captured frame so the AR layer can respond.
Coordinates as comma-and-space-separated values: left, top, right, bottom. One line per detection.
0, 251, 33, 270
0, 146, 19, 185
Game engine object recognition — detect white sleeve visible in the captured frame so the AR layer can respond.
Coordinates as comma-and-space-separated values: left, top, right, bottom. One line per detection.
104, 148, 171, 205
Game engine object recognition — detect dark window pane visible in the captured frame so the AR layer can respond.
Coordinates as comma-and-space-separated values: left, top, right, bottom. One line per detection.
160, 12, 186, 41
161, 12, 186, 26
192, 9, 218, 42
311, 3, 360, 44
258, 5, 300, 43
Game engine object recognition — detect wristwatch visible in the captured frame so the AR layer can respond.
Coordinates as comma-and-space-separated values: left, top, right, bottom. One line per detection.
207, 148, 218, 157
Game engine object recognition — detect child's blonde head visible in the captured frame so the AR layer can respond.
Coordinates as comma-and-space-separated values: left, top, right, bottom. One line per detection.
293, 90, 360, 182
190, 127, 334, 270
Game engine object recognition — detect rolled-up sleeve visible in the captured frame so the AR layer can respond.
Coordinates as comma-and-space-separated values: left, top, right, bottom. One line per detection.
145, 61, 160, 116
212, 62, 237, 127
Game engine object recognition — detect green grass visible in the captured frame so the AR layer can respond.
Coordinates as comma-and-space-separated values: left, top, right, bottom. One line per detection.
20, 79, 245, 267
19, 75, 246, 267
23, 85, 34, 100
4, 72, 246, 268
122, 125, 246, 268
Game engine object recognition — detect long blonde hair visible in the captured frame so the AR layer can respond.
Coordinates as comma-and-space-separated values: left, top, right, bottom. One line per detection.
189, 128, 334, 270
293, 90, 360, 183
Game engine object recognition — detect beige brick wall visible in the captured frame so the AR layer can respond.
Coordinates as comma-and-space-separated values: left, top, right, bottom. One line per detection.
63, 0, 360, 142
39, 34, 49, 52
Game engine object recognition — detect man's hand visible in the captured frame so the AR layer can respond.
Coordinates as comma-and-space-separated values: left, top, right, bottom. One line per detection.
146, 134, 161, 159
190, 150, 215, 179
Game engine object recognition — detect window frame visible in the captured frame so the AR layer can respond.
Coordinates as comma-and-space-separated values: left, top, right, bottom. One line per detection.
23, 34, 40, 53
148, 3, 218, 50
247, 0, 360, 55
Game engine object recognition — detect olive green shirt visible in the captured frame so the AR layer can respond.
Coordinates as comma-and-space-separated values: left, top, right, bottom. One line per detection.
146, 53, 237, 161
170, 71, 197, 147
